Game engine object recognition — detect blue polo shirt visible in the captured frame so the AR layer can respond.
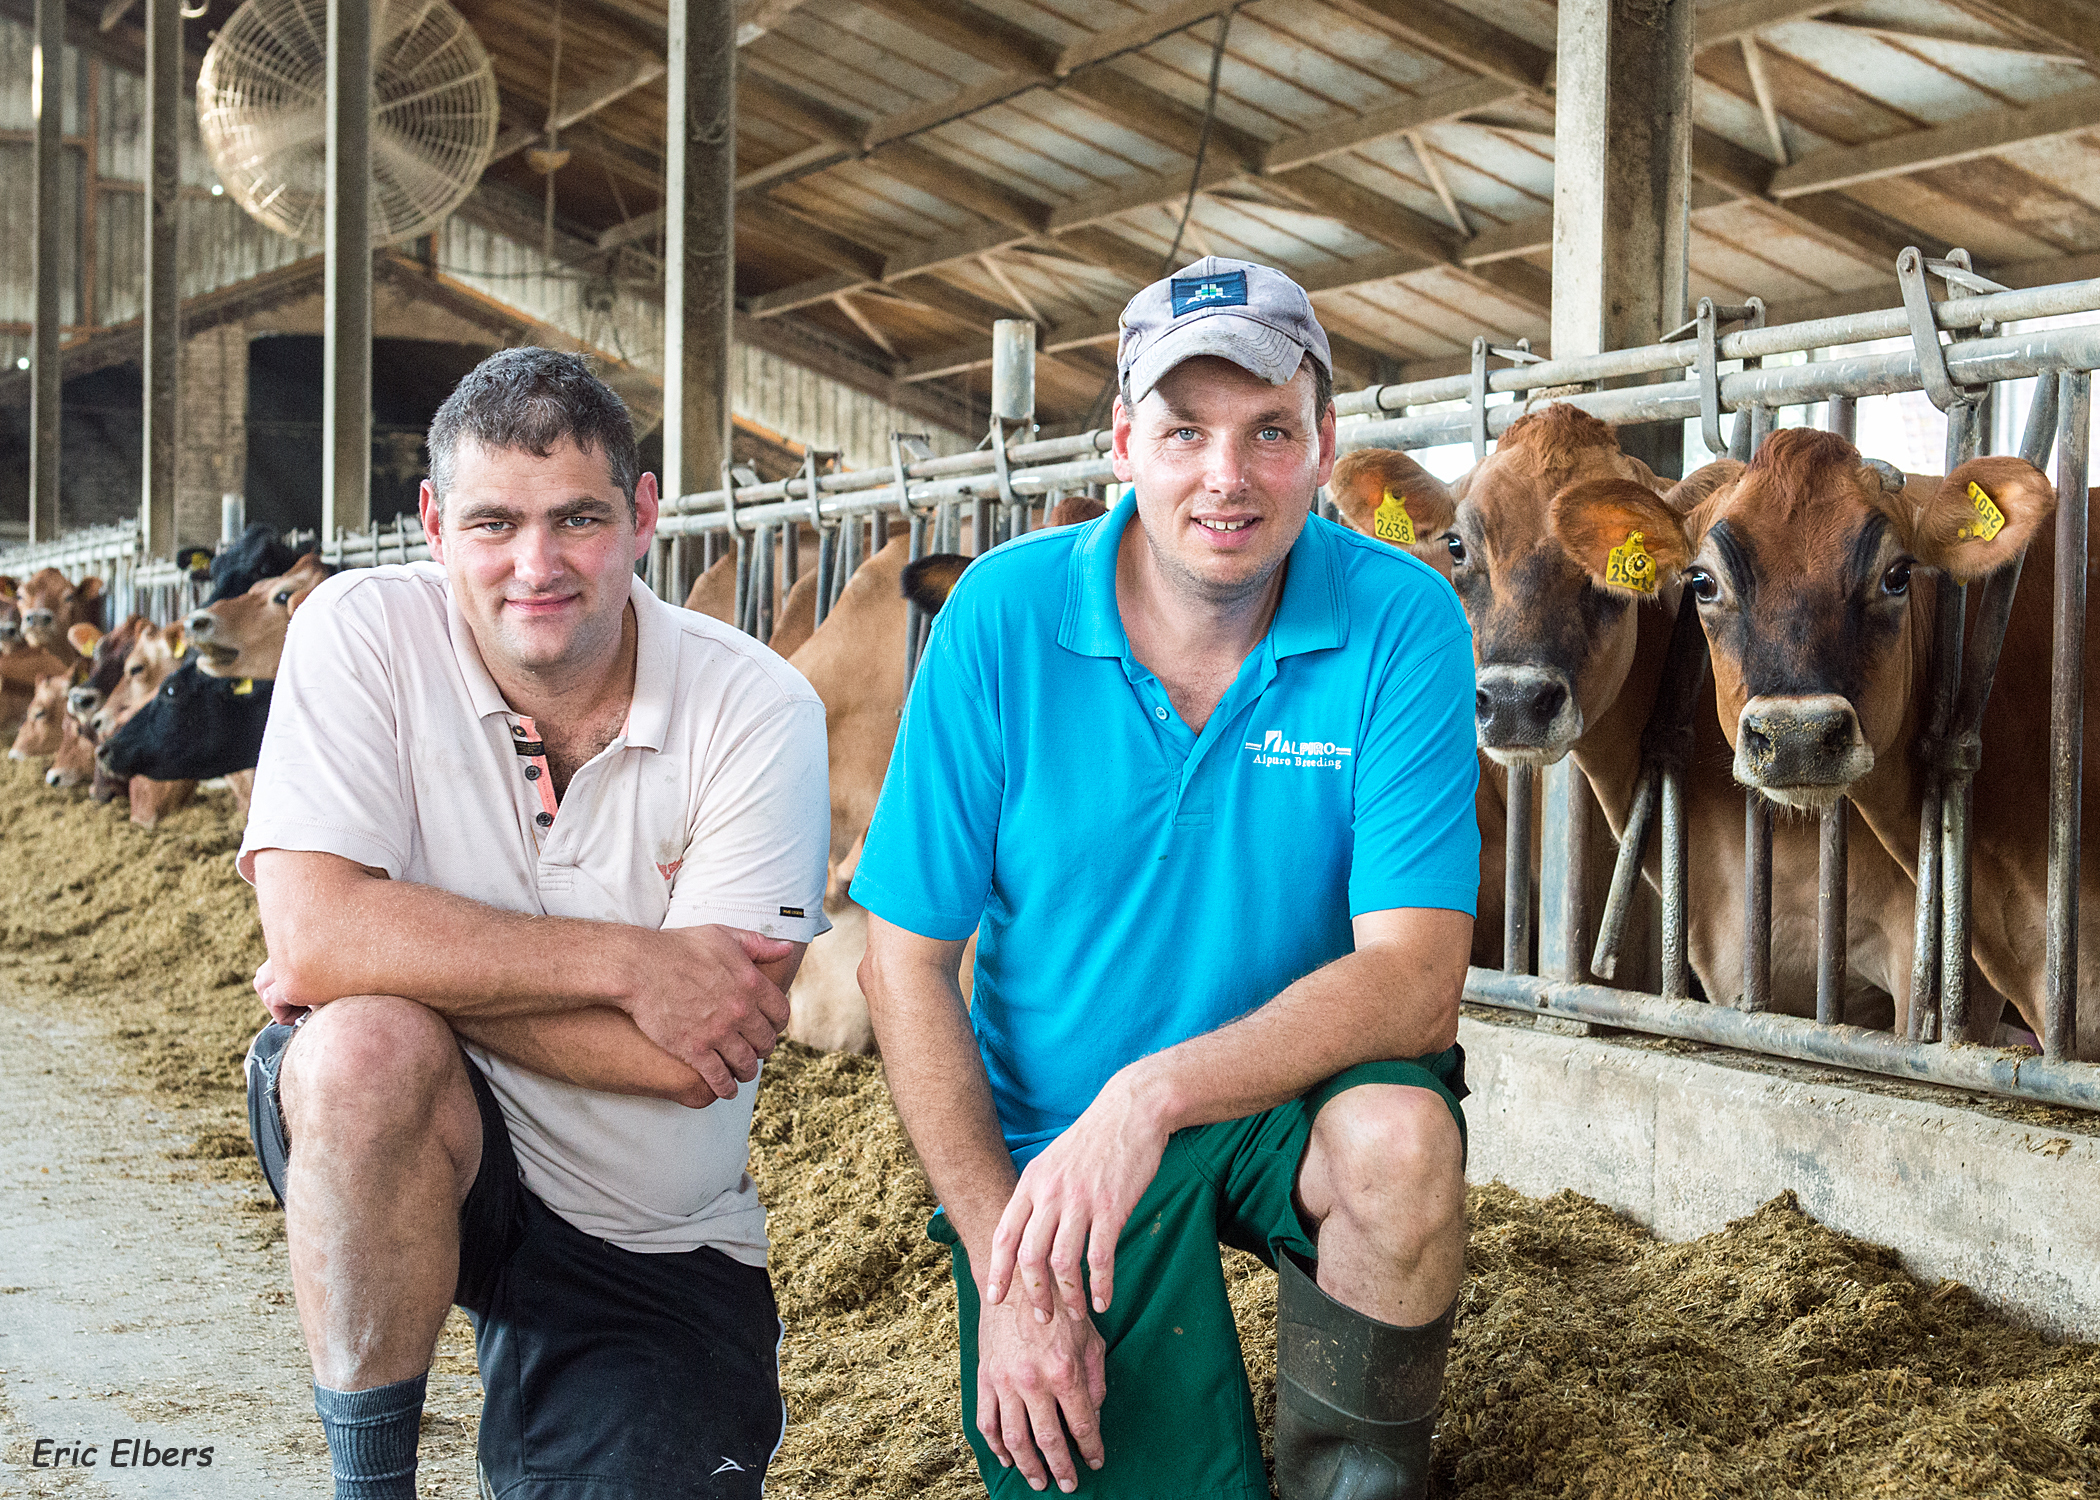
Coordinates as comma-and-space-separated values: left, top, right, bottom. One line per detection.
850, 493, 1478, 1165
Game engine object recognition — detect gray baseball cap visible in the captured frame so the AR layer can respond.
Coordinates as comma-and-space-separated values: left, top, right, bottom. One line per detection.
1116, 256, 1332, 407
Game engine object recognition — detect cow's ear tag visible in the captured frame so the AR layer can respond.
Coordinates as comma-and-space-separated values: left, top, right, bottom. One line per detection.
1606, 530, 1659, 594
1959, 480, 2006, 543
1374, 489, 1416, 544
232, 677, 255, 696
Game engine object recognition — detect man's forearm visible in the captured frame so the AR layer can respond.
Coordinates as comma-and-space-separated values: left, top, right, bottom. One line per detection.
860, 938, 1020, 1281
255, 849, 648, 1021
454, 1009, 713, 1105
1127, 909, 1471, 1139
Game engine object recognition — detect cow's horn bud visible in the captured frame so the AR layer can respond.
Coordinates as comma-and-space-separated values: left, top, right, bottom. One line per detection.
1863, 458, 1906, 493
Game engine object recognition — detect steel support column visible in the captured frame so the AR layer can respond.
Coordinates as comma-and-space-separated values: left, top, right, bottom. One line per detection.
29, 0, 64, 541
1542, 0, 1694, 980
663, 0, 736, 510
322, 0, 371, 536
1550, 0, 1693, 480
142, 0, 181, 557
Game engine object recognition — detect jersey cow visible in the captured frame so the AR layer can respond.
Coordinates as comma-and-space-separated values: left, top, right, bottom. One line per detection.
1617, 429, 2089, 1054
1332, 407, 1918, 1025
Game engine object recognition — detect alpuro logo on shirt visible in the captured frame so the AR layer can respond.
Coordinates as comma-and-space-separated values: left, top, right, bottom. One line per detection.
1244, 728, 1353, 770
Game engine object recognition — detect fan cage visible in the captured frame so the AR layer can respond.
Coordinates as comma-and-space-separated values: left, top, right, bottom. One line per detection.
197, 0, 500, 248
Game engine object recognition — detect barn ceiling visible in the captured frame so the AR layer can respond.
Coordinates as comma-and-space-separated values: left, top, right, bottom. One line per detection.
14, 0, 2100, 430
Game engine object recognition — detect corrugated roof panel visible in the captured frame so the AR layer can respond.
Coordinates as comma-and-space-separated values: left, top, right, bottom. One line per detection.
921, 101, 1147, 200
1690, 75, 1836, 164
1908, 141, 2100, 256
1757, 21, 2011, 126
815, 0, 1008, 96
1314, 145, 1461, 232
771, 166, 978, 247
748, 14, 952, 120
1689, 199, 1891, 291
1001, 88, 1183, 180
1847, 173, 2072, 265
1796, 22, 2097, 106
1690, 220, 1849, 305
1461, 0, 1556, 52
1228, 5, 1455, 104
1397, 123, 1554, 226
1696, 33, 1920, 147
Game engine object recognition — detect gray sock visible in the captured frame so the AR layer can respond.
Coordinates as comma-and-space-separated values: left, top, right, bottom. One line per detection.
312, 1374, 424, 1500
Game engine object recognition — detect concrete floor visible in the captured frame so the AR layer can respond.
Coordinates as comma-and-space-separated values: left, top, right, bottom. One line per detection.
0, 999, 484, 1498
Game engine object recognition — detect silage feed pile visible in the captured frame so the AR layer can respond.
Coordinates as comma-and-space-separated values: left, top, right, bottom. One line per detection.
2, 757, 2097, 1498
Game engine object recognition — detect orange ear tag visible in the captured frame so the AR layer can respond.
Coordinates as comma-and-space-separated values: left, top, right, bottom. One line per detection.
1374, 489, 1416, 544
1606, 531, 1658, 594
1960, 481, 2006, 543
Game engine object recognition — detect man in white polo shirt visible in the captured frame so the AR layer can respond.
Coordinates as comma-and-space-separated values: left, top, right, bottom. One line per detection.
238, 348, 829, 1500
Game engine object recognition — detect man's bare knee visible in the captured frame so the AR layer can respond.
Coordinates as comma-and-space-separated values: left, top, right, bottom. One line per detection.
279, 995, 481, 1199
1304, 1085, 1464, 1242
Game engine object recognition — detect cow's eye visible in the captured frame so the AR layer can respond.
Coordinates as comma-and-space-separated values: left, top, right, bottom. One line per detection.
1881, 560, 1912, 597
1684, 566, 1720, 604
273, 590, 294, 605
1444, 534, 1468, 566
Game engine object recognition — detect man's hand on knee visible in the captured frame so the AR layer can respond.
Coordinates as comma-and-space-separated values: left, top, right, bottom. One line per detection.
976, 1296, 1107, 1493
618, 925, 796, 1100
987, 1069, 1170, 1322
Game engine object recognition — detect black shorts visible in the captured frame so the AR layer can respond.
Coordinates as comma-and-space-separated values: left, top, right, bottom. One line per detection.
246, 1021, 785, 1499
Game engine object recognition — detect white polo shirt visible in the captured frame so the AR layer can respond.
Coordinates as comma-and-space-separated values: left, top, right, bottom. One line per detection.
240, 561, 831, 1262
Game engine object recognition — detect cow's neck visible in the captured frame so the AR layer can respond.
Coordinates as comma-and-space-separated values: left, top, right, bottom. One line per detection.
1568, 596, 1676, 836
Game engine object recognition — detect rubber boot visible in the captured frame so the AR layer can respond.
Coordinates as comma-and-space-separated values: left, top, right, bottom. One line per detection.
1272, 1252, 1456, 1500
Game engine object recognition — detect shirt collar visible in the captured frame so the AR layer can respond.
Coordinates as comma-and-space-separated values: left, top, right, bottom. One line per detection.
1058, 488, 1346, 661
443, 566, 671, 751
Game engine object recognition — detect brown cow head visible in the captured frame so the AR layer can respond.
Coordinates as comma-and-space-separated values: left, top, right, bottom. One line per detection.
15, 569, 104, 659
184, 553, 333, 681
1672, 429, 2054, 810
90, 620, 187, 743
9, 670, 79, 760
0, 577, 20, 648
66, 615, 147, 724
1340, 406, 1681, 765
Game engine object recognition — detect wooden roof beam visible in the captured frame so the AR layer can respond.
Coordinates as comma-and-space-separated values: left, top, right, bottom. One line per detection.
1767, 83, 2100, 197
1324, 0, 1550, 91
489, 57, 668, 166
1961, 0, 2100, 68
1692, 0, 1846, 50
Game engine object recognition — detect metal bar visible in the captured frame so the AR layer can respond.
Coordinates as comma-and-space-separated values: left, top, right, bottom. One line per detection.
2047, 369, 2090, 1060
1590, 765, 1654, 981
904, 511, 929, 693
1939, 403, 1985, 1042
322, 0, 372, 536
783, 517, 799, 591
2022, 374, 2060, 470
142, 0, 179, 558
1538, 763, 1587, 981
1817, 799, 1848, 1026
29, 0, 62, 541
755, 523, 774, 641
1504, 761, 1533, 975
1660, 761, 1688, 1000
1827, 393, 1856, 443
1335, 278, 2100, 418
813, 526, 836, 628
1464, 969, 2100, 1112
1744, 793, 1773, 1010
732, 530, 750, 635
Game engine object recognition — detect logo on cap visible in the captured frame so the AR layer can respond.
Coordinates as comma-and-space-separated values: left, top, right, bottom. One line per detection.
1170, 270, 1248, 317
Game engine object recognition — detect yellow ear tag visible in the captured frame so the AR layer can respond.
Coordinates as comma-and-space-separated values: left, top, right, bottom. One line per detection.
232, 677, 255, 696
1962, 481, 2006, 543
1374, 489, 1416, 544
1606, 530, 1659, 594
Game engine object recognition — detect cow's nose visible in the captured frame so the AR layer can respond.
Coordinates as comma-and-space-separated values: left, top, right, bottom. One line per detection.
1735, 694, 1874, 799
22, 609, 53, 630
1474, 664, 1580, 760
67, 686, 100, 719
44, 765, 63, 786
184, 610, 216, 641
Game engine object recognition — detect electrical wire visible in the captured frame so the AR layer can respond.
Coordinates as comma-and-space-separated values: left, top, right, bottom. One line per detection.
1080, 2, 1239, 433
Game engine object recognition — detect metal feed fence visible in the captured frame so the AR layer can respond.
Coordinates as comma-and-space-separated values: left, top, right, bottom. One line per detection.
6, 252, 2100, 1113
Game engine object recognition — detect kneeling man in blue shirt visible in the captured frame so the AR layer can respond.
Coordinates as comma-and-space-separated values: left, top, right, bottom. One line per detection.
853, 257, 1478, 1500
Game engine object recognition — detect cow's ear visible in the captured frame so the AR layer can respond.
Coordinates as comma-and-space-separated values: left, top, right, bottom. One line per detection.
1913, 457, 2056, 582
66, 622, 101, 655
1328, 449, 1456, 549
163, 621, 186, 657
1662, 458, 1745, 517
0, 575, 15, 599
76, 577, 104, 605
901, 554, 969, 615
1551, 478, 1693, 599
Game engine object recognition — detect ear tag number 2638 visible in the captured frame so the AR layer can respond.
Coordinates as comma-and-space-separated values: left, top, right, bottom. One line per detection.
1607, 530, 1658, 594
1374, 489, 1416, 545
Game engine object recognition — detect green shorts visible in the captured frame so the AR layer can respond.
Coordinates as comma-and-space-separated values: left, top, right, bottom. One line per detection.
930, 1049, 1467, 1500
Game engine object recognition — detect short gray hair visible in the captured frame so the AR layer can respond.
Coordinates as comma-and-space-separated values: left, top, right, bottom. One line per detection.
427, 348, 641, 518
